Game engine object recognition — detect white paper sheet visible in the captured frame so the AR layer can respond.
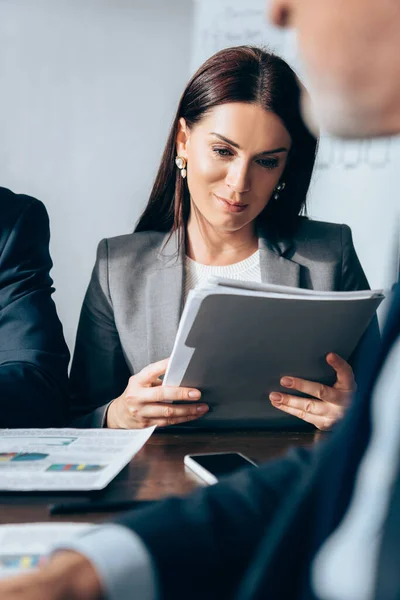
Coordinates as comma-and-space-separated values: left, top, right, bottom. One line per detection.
206, 277, 384, 298
0, 427, 154, 491
164, 278, 385, 386
0, 523, 93, 578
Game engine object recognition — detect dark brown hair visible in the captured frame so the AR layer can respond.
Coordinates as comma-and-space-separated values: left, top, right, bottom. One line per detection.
135, 46, 317, 241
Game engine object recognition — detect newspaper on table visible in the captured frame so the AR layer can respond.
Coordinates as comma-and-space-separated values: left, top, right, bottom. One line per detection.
0, 427, 154, 491
0, 523, 93, 578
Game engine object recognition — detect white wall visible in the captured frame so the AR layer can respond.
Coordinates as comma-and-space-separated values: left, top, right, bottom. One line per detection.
2, 0, 398, 351
0, 0, 194, 350
191, 0, 400, 315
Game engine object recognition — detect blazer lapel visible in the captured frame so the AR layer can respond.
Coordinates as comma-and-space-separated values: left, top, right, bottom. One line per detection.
145, 228, 301, 366
145, 231, 184, 365
258, 231, 301, 288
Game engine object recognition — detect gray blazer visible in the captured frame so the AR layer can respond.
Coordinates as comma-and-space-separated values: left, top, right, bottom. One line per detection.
69, 218, 377, 427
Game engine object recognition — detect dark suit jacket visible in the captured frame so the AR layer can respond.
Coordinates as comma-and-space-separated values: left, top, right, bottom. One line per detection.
0, 187, 69, 427
70, 218, 378, 427
113, 290, 399, 600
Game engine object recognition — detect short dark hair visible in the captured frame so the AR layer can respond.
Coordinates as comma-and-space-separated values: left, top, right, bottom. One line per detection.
135, 46, 318, 241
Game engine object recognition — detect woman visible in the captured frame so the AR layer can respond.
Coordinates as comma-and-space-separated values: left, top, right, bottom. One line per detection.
70, 46, 376, 430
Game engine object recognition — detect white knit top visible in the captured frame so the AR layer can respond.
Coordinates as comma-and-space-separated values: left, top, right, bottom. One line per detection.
183, 250, 261, 303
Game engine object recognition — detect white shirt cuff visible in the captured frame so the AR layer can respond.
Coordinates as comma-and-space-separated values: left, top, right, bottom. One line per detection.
53, 524, 157, 600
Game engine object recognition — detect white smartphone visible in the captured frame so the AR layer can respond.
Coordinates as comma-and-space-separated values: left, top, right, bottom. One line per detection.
184, 452, 258, 485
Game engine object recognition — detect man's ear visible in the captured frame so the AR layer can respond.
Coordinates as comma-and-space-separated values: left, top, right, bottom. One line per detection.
176, 117, 190, 158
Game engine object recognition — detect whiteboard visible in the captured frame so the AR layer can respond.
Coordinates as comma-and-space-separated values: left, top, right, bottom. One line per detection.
190, 0, 400, 301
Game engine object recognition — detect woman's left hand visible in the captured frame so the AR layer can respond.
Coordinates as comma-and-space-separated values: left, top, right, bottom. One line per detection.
269, 353, 356, 431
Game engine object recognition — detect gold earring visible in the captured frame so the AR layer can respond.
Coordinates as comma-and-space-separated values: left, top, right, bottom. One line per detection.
175, 156, 187, 179
273, 181, 286, 200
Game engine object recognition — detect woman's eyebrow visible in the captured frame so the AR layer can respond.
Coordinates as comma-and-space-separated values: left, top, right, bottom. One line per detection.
210, 132, 288, 154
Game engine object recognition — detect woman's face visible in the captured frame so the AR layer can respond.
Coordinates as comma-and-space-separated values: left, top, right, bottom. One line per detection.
176, 102, 292, 233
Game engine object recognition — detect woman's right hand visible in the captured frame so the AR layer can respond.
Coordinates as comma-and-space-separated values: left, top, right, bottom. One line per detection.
106, 358, 209, 429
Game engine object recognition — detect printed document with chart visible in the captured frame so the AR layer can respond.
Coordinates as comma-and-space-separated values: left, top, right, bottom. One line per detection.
0, 523, 94, 579
164, 277, 384, 428
0, 427, 154, 491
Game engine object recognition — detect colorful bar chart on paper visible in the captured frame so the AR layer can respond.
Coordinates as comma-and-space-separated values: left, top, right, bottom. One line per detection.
46, 464, 105, 472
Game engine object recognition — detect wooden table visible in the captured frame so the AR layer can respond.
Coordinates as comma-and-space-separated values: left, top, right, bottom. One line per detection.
0, 429, 320, 524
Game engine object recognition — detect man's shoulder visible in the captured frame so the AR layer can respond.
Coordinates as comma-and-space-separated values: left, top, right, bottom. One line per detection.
0, 187, 47, 236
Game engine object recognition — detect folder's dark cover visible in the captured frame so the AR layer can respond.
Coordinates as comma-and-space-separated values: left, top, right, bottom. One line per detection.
177, 293, 381, 429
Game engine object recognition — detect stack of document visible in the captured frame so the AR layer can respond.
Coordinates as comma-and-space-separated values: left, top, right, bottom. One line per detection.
164, 277, 384, 428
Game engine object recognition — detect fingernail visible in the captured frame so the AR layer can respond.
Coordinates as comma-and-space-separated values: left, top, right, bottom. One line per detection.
281, 377, 293, 387
270, 392, 282, 403
188, 390, 201, 399
197, 404, 208, 412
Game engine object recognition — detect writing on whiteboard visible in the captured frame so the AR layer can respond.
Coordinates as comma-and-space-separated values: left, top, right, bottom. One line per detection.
192, 0, 394, 170
317, 138, 392, 170
191, 1, 294, 72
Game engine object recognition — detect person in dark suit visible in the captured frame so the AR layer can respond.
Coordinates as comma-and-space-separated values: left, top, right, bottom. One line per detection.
0, 187, 69, 427
0, 0, 399, 599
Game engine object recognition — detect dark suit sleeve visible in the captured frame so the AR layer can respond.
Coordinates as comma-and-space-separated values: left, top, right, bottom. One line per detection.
69, 239, 131, 427
339, 224, 381, 377
113, 446, 313, 600
0, 199, 69, 427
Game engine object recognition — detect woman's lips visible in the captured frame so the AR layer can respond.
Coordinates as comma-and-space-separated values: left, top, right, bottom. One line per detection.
214, 195, 248, 213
